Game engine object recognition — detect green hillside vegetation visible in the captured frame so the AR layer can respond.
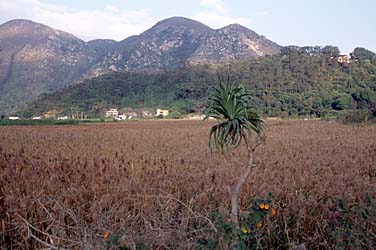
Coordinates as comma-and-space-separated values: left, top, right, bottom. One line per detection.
19, 46, 376, 120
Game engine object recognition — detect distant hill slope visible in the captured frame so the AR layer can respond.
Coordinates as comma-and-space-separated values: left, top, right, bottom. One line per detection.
0, 17, 281, 114
88, 17, 281, 74
20, 66, 214, 117
0, 19, 97, 113
20, 47, 376, 119
88, 17, 214, 75
87, 39, 119, 58
187, 23, 280, 64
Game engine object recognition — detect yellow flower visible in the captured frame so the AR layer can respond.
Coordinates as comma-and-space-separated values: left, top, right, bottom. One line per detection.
103, 231, 110, 239
272, 208, 277, 216
264, 204, 270, 210
259, 204, 265, 209
256, 222, 262, 228
241, 227, 248, 234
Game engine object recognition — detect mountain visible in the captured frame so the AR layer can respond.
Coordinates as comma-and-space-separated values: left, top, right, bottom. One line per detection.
19, 47, 376, 119
89, 17, 214, 74
187, 23, 281, 64
90, 17, 280, 74
87, 39, 118, 58
0, 19, 98, 113
0, 17, 281, 114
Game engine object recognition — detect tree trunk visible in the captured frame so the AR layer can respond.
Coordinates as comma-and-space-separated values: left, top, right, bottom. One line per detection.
227, 143, 256, 229
228, 187, 239, 227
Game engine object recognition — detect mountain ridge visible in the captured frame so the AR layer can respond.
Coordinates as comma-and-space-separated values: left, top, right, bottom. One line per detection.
0, 16, 281, 114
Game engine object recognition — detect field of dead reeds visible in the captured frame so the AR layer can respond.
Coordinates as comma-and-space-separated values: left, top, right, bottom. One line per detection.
1, 120, 375, 249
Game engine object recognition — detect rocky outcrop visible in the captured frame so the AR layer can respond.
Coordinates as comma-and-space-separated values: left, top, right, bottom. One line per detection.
188, 24, 281, 64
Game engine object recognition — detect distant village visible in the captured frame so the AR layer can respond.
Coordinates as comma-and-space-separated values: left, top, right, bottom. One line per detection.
104, 108, 169, 120
2, 108, 207, 121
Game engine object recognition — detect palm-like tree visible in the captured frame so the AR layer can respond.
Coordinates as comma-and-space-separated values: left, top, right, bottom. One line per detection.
206, 81, 265, 228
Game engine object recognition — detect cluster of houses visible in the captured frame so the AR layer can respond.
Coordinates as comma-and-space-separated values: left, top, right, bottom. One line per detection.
104, 108, 210, 120
2, 108, 210, 121
105, 108, 170, 120
105, 108, 139, 120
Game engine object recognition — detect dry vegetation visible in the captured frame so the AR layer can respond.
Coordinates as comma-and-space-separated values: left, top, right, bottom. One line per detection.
1, 120, 375, 249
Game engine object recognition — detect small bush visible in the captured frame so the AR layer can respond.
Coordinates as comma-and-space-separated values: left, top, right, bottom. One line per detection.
197, 194, 376, 250
168, 111, 182, 119
338, 110, 371, 123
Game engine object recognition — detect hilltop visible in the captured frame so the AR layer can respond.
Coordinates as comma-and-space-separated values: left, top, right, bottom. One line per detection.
0, 17, 280, 114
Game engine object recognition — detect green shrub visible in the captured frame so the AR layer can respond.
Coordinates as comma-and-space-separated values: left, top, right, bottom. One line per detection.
0, 119, 79, 126
167, 111, 182, 119
196, 193, 376, 250
338, 110, 371, 123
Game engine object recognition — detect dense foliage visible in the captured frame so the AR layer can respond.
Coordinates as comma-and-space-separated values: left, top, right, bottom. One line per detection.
206, 82, 263, 152
19, 46, 376, 119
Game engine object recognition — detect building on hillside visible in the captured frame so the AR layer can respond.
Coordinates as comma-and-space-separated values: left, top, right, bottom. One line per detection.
336, 55, 351, 64
105, 109, 119, 118
8, 116, 20, 120
156, 109, 169, 117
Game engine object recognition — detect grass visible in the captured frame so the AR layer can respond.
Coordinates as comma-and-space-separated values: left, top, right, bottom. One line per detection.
0, 120, 375, 249
0, 118, 119, 126
0, 119, 80, 126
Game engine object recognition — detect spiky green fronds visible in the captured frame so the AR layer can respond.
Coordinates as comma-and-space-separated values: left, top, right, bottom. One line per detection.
206, 82, 264, 152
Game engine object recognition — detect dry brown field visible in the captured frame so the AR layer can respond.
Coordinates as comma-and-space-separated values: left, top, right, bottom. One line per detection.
1, 120, 375, 249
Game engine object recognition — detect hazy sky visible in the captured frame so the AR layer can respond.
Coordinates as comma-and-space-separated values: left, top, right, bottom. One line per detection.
0, 0, 375, 53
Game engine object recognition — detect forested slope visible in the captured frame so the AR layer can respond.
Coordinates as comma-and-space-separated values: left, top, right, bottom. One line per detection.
20, 47, 376, 119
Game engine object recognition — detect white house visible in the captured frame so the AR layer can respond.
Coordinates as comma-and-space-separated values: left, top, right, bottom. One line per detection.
156, 109, 169, 117
8, 116, 20, 120
126, 111, 138, 119
57, 116, 69, 120
336, 55, 351, 64
116, 114, 127, 120
105, 109, 119, 118
187, 114, 206, 120
116, 111, 138, 120
32, 116, 42, 120
142, 110, 153, 118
